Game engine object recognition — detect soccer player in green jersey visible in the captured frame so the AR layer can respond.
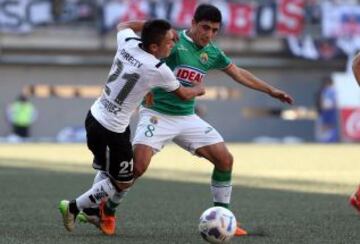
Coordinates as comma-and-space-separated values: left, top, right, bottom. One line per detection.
97, 4, 294, 236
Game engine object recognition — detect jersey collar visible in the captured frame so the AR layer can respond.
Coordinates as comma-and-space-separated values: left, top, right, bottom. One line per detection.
182, 30, 209, 49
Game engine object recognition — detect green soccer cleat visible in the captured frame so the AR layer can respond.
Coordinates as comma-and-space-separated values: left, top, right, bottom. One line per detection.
76, 212, 87, 223
77, 208, 100, 228
59, 200, 76, 232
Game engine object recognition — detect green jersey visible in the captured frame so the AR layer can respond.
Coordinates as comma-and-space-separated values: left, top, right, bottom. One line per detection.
146, 30, 232, 115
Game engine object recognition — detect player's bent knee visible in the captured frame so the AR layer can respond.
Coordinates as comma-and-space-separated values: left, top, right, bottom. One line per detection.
216, 153, 233, 171
228, 153, 234, 166
134, 163, 147, 178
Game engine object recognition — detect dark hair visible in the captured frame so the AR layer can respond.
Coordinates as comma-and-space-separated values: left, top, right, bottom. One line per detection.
141, 19, 172, 50
194, 4, 222, 23
18, 94, 28, 102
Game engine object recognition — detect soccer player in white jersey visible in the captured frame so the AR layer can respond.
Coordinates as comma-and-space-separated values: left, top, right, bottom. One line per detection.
349, 53, 360, 213
96, 4, 294, 237
58, 19, 205, 233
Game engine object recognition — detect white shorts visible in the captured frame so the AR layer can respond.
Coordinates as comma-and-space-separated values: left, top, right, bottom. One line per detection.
132, 107, 224, 154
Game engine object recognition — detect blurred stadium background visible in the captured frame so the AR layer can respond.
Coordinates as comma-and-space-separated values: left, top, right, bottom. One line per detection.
1, 0, 360, 142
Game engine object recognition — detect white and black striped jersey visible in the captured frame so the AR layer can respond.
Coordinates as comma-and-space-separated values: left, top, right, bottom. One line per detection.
91, 28, 180, 133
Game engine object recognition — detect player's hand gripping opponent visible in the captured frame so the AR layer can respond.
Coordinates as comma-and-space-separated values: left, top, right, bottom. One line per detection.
144, 81, 205, 107
193, 81, 206, 96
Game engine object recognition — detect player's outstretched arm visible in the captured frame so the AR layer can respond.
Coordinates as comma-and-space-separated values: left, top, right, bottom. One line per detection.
224, 64, 294, 104
352, 53, 360, 86
173, 83, 205, 100
117, 20, 146, 32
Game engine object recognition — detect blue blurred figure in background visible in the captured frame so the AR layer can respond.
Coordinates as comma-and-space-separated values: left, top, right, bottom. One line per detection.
315, 76, 339, 143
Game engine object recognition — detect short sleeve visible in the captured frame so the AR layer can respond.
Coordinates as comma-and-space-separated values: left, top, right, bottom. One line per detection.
116, 28, 138, 48
155, 65, 180, 92
214, 49, 232, 70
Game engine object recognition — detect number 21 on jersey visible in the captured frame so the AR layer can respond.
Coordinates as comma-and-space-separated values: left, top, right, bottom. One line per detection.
105, 59, 140, 106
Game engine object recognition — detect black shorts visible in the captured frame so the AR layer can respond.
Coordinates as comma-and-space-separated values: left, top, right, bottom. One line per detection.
85, 111, 133, 182
13, 125, 29, 138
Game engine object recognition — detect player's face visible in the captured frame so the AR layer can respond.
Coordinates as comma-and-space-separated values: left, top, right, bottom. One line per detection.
192, 20, 220, 47
155, 30, 175, 59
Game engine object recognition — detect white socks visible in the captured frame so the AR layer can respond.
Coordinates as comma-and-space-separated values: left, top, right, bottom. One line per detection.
211, 183, 232, 206
76, 178, 116, 210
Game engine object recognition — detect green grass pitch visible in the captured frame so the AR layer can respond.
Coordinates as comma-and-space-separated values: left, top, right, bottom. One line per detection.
0, 143, 359, 243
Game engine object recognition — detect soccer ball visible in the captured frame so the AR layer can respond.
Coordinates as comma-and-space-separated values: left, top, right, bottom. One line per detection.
198, 206, 237, 243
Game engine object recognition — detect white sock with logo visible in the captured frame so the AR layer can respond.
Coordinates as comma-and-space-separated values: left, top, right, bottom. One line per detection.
76, 178, 116, 210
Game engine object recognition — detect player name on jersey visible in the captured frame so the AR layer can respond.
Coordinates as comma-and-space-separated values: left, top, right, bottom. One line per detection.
175, 66, 205, 86
120, 48, 143, 68
100, 95, 121, 115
